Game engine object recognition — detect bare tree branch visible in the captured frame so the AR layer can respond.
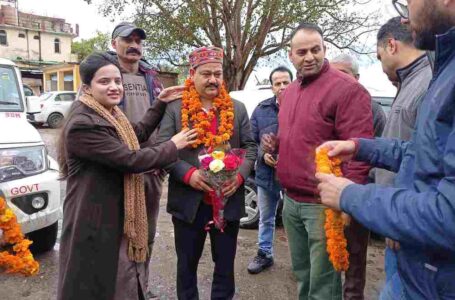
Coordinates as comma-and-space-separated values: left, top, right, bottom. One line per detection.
87, 0, 380, 90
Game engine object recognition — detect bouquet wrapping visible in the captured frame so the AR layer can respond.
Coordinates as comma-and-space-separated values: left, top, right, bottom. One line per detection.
198, 145, 246, 232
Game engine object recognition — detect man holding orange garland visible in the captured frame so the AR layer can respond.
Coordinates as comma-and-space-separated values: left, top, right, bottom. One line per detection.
158, 46, 257, 299
316, 0, 455, 298
262, 22, 374, 299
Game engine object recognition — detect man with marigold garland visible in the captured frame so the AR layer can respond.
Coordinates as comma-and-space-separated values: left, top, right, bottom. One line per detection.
262, 23, 374, 299
316, 0, 455, 298
157, 46, 257, 299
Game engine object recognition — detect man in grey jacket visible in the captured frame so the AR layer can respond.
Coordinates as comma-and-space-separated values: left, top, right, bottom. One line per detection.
158, 46, 257, 299
107, 22, 166, 300
375, 16, 432, 300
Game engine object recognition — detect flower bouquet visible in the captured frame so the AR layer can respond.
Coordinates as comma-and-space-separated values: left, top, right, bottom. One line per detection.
198, 144, 246, 232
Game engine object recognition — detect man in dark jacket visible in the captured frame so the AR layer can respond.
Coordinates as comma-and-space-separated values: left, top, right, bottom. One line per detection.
107, 22, 166, 299
331, 54, 387, 138
374, 17, 432, 300
330, 53, 386, 300
158, 46, 257, 299
263, 23, 374, 299
316, 0, 455, 298
247, 66, 293, 274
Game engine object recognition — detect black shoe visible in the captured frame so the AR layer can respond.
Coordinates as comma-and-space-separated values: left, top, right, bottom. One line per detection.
247, 251, 274, 274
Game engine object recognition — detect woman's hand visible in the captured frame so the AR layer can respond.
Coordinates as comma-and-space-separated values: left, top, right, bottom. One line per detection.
171, 128, 198, 149
157, 86, 186, 103
316, 140, 357, 162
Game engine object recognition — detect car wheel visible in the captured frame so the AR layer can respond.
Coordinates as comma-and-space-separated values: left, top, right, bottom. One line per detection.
240, 179, 260, 229
47, 113, 64, 128
26, 222, 58, 254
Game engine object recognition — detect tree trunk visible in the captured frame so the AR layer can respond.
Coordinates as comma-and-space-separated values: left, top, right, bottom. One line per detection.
223, 55, 260, 91
223, 59, 242, 91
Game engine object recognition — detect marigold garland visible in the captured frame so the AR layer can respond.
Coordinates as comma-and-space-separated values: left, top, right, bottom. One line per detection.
181, 78, 234, 148
315, 148, 349, 272
0, 196, 39, 276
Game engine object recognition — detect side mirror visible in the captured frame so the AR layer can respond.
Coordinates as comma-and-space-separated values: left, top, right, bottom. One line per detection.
26, 96, 41, 114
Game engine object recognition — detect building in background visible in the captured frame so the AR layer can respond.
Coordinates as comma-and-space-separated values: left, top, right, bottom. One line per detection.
0, 1, 178, 93
41, 65, 177, 93
0, 0, 78, 95
42, 63, 80, 92
156, 71, 179, 88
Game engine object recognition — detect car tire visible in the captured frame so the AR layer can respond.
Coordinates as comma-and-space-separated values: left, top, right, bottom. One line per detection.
240, 178, 260, 229
27, 221, 58, 254
47, 113, 64, 128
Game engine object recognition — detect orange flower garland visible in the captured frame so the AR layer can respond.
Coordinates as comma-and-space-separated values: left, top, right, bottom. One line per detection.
315, 148, 349, 272
0, 196, 39, 276
181, 78, 234, 148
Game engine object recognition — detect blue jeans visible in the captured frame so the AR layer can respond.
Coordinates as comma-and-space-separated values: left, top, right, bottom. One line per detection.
257, 186, 281, 257
385, 248, 399, 282
380, 248, 405, 300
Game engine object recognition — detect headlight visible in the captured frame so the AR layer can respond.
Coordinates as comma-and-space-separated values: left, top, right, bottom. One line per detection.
0, 146, 48, 182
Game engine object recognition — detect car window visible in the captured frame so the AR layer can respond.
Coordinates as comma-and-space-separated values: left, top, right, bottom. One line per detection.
39, 93, 52, 101
55, 93, 76, 102
23, 85, 34, 96
59, 93, 76, 101
372, 96, 393, 116
0, 66, 23, 112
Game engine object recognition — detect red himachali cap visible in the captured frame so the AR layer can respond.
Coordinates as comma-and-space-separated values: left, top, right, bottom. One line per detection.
189, 46, 224, 69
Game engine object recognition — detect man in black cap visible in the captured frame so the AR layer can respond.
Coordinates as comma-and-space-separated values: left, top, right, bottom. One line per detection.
106, 22, 166, 300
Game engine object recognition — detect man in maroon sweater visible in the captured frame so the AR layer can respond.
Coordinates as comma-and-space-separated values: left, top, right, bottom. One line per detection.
263, 23, 373, 299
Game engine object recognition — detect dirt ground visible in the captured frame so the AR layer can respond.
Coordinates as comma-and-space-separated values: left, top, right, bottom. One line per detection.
0, 128, 386, 300
147, 183, 386, 300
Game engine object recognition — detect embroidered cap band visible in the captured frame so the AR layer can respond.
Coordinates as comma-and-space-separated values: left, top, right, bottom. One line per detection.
189, 46, 223, 69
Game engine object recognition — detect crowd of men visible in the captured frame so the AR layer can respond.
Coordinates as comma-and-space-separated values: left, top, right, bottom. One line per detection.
250, 14, 437, 300
62, 0, 455, 299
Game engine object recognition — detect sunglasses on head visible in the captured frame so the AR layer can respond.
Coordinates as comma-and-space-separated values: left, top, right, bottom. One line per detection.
392, 0, 409, 19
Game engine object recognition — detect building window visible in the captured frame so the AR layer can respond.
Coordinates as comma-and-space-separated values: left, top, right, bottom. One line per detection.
18, 33, 25, 38
63, 73, 74, 91
54, 38, 61, 53
0, 30, 7, 45
50, 73, 58, 91
33, 35, 39, 40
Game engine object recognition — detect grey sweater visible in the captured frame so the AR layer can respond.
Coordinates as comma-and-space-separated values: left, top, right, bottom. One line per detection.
375, 54, 433, 186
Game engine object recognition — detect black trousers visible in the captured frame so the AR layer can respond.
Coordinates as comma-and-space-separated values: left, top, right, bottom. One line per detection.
172, 203, 240, 300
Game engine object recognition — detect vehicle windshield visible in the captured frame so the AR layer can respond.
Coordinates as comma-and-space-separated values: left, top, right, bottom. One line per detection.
0, 66, 23, 112
39, 93, 53, 101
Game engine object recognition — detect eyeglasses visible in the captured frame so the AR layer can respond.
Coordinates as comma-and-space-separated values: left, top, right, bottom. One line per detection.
392, 0, 409, 19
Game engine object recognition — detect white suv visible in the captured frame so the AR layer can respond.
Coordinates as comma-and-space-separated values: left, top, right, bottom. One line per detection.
29, 91, 77, 128
0, 58, 60, 254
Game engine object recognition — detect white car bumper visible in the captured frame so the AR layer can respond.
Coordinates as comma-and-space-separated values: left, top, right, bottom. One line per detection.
0, 168, 61, 234
29, 112, 47, 124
